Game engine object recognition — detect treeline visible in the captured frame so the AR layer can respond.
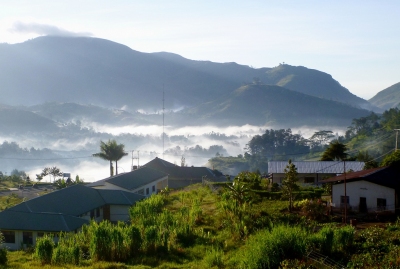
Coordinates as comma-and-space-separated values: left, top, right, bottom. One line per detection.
209, 108, 400, 174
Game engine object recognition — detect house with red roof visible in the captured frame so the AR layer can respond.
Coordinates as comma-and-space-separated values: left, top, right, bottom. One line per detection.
322, 165, 400, 214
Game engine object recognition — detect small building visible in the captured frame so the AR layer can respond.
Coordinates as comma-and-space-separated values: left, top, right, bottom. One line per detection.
88, 166, 168, 196
0, 184, 144, 250
268, 161, 365, 185
143, 157, 225, 189
322, 165, 400, 214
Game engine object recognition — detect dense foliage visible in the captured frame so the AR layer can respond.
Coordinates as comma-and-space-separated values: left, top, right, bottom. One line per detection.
209, 108, 400, 173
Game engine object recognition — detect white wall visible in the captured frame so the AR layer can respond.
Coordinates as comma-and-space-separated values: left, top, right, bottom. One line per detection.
110, 205, 130, 222
133, 177, 168, 197
332, 180, 395, 212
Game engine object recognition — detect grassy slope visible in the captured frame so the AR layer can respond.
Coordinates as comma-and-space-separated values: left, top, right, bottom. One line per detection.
5, 184, 289, 268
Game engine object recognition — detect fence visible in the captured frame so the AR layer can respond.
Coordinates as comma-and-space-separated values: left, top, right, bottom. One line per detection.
306, 250, 345, 269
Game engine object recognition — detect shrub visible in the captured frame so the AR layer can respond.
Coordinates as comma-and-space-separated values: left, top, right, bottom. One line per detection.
35, 235, 54, 264
0, 232, 7, 265
203, 247, 224, 268
239, 225, 309, 269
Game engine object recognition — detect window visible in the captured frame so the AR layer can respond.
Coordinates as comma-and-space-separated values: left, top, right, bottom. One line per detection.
2, 231, 15, 243
377, 198, 387, 211
23, 232, 33, 245
37, 232, 44, 238
340, 196, 349, 207
304, 177, 314, 183
90, 210, 94, 219
146, 188, 149, 195
152, 185, 156, 192
96, 208, 100, 218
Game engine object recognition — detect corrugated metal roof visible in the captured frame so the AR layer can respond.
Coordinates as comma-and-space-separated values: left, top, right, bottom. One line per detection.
268, 161, 365, 174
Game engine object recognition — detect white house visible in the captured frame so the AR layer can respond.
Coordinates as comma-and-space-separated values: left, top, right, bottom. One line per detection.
322, 165, 400, 214
88, 166, 168, 196
268, 161, 365, 185
0, 184, 145, 250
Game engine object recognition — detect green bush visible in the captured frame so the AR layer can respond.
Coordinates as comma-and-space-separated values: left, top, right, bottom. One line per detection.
239, 225, 309, 269
0, 232, 7, 265
35, 235, 54, 264
203, 247, 224, 268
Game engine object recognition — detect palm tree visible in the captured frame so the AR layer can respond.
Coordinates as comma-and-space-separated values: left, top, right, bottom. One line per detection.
93, 140, 128, 176
320, 140, 348, 161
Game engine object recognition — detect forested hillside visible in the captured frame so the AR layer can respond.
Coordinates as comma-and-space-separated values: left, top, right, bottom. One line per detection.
208, 108, 400, 175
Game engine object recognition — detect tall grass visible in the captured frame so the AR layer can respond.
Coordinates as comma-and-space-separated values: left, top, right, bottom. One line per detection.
34, 235, 54, 264
0, 232, 7, 265
238, 225, 309, 269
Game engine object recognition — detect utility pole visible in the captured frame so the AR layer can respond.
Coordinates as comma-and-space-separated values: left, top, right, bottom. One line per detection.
343, 160, 347, 224
395, 129, 400, 151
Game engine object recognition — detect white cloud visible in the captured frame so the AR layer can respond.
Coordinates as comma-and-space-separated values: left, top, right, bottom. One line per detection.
9, 21, 93, 37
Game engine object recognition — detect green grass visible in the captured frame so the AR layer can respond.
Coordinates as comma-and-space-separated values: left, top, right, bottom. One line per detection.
0, 194, 23, 211
4, 184, 400, 269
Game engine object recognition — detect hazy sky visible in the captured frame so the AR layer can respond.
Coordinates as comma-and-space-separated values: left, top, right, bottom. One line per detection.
1, 1, 399, 99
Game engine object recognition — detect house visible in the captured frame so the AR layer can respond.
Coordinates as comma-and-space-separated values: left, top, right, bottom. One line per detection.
143, 157, 225, 189
0, 184, 144, 250
88, 166, 168, 196
322, 165, 400, 214
268, 161, 365, 185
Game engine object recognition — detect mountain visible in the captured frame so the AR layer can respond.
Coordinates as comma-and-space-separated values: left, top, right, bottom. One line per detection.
0, 105, 59, 133
0, 36, 378, 113
174, 84, 372, 127
369, 82, 400, 110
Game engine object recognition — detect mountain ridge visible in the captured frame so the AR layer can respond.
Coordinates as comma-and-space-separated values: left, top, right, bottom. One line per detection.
0, 35, 379, 113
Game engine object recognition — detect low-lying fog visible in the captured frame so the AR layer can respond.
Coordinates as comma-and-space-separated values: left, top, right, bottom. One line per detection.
0, 124, 344, 182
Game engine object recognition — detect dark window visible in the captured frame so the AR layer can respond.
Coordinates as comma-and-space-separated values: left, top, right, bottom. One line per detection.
23, 232, 33, 245
152, 185, 156, 192
340, 196, 349, 206
304, 177, 314, 183
90, 210, 94, 219
37, 232, 44, 238
96, 208, 100, 218
377, 198, 387, 210
2, 231, 15, 243
146, 188, 149, 195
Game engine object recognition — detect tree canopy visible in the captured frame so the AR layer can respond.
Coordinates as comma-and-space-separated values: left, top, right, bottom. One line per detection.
93, 140, 128, 176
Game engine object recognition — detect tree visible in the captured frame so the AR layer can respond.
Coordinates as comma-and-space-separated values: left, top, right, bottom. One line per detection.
354, 151, 379, 169
309, 130, 335, 148
93, 140, 128, 176
381, 150, 400, 167
281, 159, 299, 212
320, 140, 348, 161
48, 167, 63, 182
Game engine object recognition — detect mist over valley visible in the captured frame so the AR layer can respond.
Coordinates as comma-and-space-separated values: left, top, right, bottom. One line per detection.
0, 36, 398, 181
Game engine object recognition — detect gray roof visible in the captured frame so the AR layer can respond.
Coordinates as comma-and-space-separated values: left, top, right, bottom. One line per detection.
97, 189, 144, 204
89, 167, 168, 190
268, 161, 365, 174
144, 157, 222, 180
0, 184, 145, 232
0, 211, 89, 232
10, 184, 105, 216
